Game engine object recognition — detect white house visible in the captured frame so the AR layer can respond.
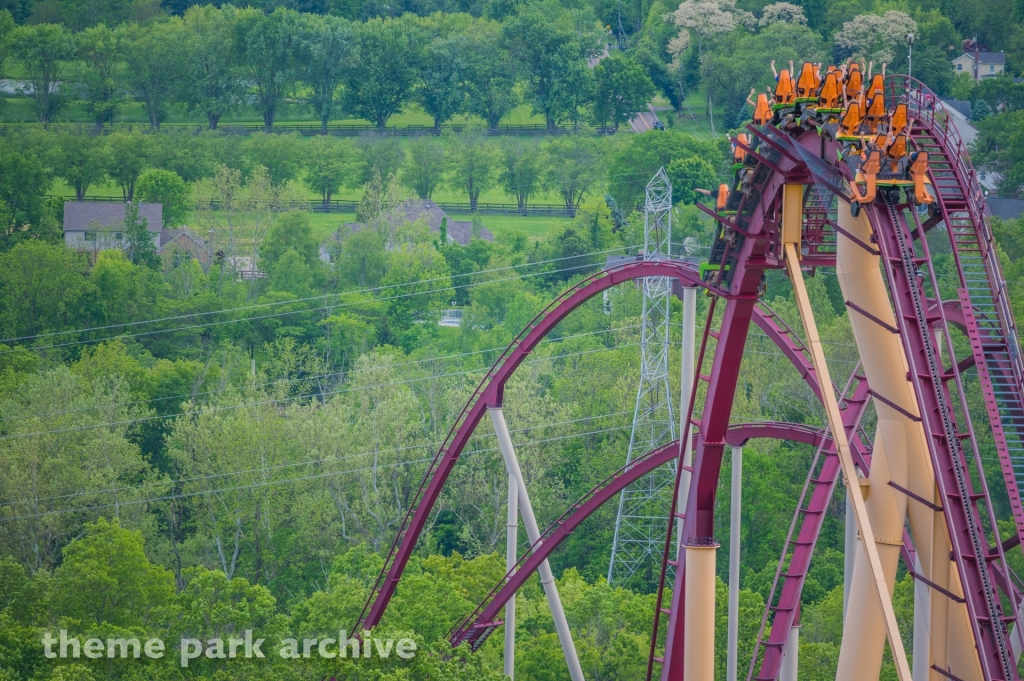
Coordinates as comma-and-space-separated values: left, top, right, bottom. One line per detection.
952, 51, 1006, 82
63, 202, 162, 255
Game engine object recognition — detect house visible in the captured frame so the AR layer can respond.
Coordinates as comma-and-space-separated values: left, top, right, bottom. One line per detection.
158, 227, 214, 270
320, 199, 494, 263
939, 98, 978, 145
986, 196, 1024, 220
64, 201, 162, 254
952, 51, 1006, 82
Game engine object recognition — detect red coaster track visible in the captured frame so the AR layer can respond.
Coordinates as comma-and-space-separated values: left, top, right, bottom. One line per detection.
354, 75, 1024, 681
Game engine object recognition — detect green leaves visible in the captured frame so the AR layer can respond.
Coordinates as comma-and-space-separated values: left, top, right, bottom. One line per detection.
51, 518, 174, 629
344, 17, 420, 130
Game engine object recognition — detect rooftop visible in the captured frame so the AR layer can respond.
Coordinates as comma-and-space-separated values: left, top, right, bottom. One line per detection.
64, 202, 162, 233
335, 199, 493, 247
954, 51, 1006, 65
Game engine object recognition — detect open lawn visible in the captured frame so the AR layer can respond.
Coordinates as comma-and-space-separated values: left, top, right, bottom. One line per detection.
0, 97, 550, 128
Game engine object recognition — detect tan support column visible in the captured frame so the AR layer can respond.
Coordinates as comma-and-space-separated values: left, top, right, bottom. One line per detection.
684, 543, 718, 681
782, 184, 911, 681
835, 207, 981, 681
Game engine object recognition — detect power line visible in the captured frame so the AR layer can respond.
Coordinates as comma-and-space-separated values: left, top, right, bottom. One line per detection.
0, 256, 627, 356
0, 343, 642, 442
0, 324, 641, 424
0, 425, 632, 522
0, 248, 629, 347
0, 411, 634, 509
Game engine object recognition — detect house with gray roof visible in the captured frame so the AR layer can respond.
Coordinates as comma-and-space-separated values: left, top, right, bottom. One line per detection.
952, 51, 1006, 82
63, 202, 162, 255
320, 199, 494, 262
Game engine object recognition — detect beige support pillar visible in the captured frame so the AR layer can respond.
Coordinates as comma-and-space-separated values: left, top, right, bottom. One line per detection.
490, 408, 585, 681
834, 207, 982, 681
505, 472, 517, 679
782, 184, 911, 681
683, 543, 718, 681
780, 624, 799, 681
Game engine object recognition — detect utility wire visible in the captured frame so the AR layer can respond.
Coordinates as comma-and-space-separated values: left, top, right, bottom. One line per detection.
0, 411, 634, 509
0, 343, 641, 441
0, 324, 641, 424
0, 248, 630, 346
0, 425, 632, 522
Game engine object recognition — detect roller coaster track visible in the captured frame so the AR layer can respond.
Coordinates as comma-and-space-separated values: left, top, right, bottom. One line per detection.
354, 74, 1024, 681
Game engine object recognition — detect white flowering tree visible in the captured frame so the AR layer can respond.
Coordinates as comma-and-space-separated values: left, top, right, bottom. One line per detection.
759, 2, 807, 27
669, 0, 753, 55
834, 11, 917, 64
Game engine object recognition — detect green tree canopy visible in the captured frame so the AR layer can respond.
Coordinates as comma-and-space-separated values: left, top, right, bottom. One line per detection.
296, 13, 353, 133
135, 168, 190, 227
344, 17, 420, 130
50, 517, 174, 628
593, 53, 656, 131
8, 23, 75, 124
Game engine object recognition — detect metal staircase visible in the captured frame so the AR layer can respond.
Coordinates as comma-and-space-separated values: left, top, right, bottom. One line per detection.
897, 78, 1024, 544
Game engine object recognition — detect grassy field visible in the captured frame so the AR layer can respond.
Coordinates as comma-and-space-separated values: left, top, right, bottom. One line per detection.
0, 97, 550, 128
300, 211, 572, 243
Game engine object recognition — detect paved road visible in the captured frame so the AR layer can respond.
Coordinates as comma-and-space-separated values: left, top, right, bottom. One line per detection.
629, 105, 661, 132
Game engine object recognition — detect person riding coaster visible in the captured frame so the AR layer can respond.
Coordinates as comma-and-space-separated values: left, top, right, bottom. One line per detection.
795, 61, 821, 104
847, 126, 936, 215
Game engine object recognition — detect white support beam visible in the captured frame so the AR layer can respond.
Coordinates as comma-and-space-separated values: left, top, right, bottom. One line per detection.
677, 286, 697, 560
490, 407, 585, 681
727, 446, 742, 681
912, 555, 931, 681
505, 472, 518, 680
780, 624, 799, 681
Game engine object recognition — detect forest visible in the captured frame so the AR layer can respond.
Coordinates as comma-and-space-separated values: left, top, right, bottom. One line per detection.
0, 0, 1024, 678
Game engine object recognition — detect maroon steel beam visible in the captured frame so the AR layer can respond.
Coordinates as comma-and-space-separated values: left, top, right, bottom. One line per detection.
355, 260, 715, 633
449, 421, 840, 649
867, 196, 1018, 679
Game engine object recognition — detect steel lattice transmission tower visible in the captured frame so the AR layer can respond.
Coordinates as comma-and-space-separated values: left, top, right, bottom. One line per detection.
608, 168, 677, 586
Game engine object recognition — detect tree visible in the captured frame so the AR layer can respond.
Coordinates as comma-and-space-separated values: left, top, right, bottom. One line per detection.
296, 13, 353, 134
834, 11, 917, 64
544, 134, 602, 213
344, 17, 419, 130
244, 132, 302, 187
670, 0, 748, 56
359, 136, 404, 185
403, 136, 445, 199
700, 22, 826, 133
338, 228, 386, 288
445, 129, 498, 211
8, 23, 75, 124
503, 3, 600, 129
182, 4, 242, 130
55, 129, 108, 201
136, 168, 190, 227
499, 137, 542, 212
419, 35, 468, 131
261, 211, 320, 273
235, 7, 300, 132
0, 144, 51, 236
76, 23, 127, 132
122, 200, 159, 268
462, 20, 520, 131
303, 135, 360, 207
51, 517, 174, 628
607, 130, 721, 209
0, 242, 92, 338
972, 99, 994, 121
592, 53, 656, 131
667, 155, 719, 204
0, 11, 13, 77
125, 18, 185, 130
758, 2, 806, 26
105, 130, 150, 201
